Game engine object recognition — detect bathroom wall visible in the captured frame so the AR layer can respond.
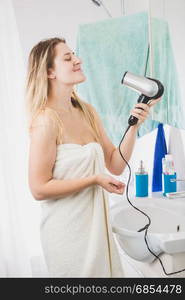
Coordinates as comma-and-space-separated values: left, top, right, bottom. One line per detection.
12, 0, 123, 61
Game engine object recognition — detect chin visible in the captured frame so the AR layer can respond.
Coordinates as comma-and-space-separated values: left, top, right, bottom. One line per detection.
76, 74, 86, 83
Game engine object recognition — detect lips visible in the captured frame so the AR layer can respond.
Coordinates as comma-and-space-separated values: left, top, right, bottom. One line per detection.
73, 68, 82, 72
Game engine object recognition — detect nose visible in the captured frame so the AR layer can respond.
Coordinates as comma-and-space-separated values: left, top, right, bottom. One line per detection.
73, 55, 82, 65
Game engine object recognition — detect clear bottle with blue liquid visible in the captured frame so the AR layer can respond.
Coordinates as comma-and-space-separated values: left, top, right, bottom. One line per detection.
162, 154, 177, 196
135, 160, 148, 197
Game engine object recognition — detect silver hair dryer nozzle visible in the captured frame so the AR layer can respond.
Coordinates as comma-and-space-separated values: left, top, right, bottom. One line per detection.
121, 71, 164, 99
121, 71, 164, 126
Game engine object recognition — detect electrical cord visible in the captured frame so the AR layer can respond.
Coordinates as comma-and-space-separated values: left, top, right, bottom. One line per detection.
118, 124, 185, 276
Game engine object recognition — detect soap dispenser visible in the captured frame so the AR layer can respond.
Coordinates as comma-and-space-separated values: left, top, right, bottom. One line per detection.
135, 160, 148, 197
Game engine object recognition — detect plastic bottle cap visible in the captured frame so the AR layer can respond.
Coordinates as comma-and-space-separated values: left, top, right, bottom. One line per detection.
165, 154, 173, 160
137, 160, 146, 174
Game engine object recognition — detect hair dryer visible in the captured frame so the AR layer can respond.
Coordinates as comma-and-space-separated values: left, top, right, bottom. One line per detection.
121, 71, 164, 126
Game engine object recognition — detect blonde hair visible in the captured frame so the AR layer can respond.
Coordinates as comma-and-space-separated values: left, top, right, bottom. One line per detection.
26, 37, 101, 144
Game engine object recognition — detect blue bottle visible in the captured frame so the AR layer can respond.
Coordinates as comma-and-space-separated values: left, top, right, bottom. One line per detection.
135, 160, 148, 197
162, 173, 177, 196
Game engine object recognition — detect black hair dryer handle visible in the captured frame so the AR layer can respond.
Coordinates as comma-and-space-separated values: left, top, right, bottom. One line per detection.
128, 94, 150, 126
128, 115, 138, 126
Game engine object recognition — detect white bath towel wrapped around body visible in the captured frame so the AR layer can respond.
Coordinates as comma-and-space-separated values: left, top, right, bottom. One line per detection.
40, 142, 124, 277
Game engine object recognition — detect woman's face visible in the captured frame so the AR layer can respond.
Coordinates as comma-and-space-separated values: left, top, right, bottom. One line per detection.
49, 42, 86, 85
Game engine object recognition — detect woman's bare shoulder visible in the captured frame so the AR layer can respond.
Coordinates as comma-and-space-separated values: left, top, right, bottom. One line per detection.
29, 108, 58, 140
30, 108, 57, 128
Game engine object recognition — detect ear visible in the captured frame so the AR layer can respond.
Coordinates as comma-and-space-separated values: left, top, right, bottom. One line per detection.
47, 68, 56, 79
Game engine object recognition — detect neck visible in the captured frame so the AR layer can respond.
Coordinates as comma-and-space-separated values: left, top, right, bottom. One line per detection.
47, 82, 74, 111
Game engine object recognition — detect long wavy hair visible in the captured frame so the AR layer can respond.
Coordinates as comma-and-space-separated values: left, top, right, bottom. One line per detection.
26, 37, 100, 143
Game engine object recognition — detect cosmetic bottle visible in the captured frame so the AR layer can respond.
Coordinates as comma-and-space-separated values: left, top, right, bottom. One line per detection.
162, 154, 177, 196
135, 160, 148, 197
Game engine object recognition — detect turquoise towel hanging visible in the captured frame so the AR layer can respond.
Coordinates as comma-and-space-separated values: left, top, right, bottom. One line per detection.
76, 12, 183, 144
76, 12, 150, 145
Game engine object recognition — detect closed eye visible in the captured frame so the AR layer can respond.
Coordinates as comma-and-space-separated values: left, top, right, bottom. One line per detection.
64, 51, 75, 61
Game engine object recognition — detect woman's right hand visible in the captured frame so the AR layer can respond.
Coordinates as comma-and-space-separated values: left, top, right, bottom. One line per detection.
95, 174, 125, 195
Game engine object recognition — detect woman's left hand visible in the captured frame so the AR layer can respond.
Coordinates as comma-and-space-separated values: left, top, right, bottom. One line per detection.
130, 97, 161, 127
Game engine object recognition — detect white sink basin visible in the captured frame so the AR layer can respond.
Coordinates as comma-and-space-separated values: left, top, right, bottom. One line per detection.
111, 197, 185, 263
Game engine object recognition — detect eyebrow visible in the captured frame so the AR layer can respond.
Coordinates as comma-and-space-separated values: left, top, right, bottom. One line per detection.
64, 52, 75, 56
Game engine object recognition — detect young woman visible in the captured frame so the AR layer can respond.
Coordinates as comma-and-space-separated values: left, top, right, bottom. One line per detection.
26, 37, 160, 277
